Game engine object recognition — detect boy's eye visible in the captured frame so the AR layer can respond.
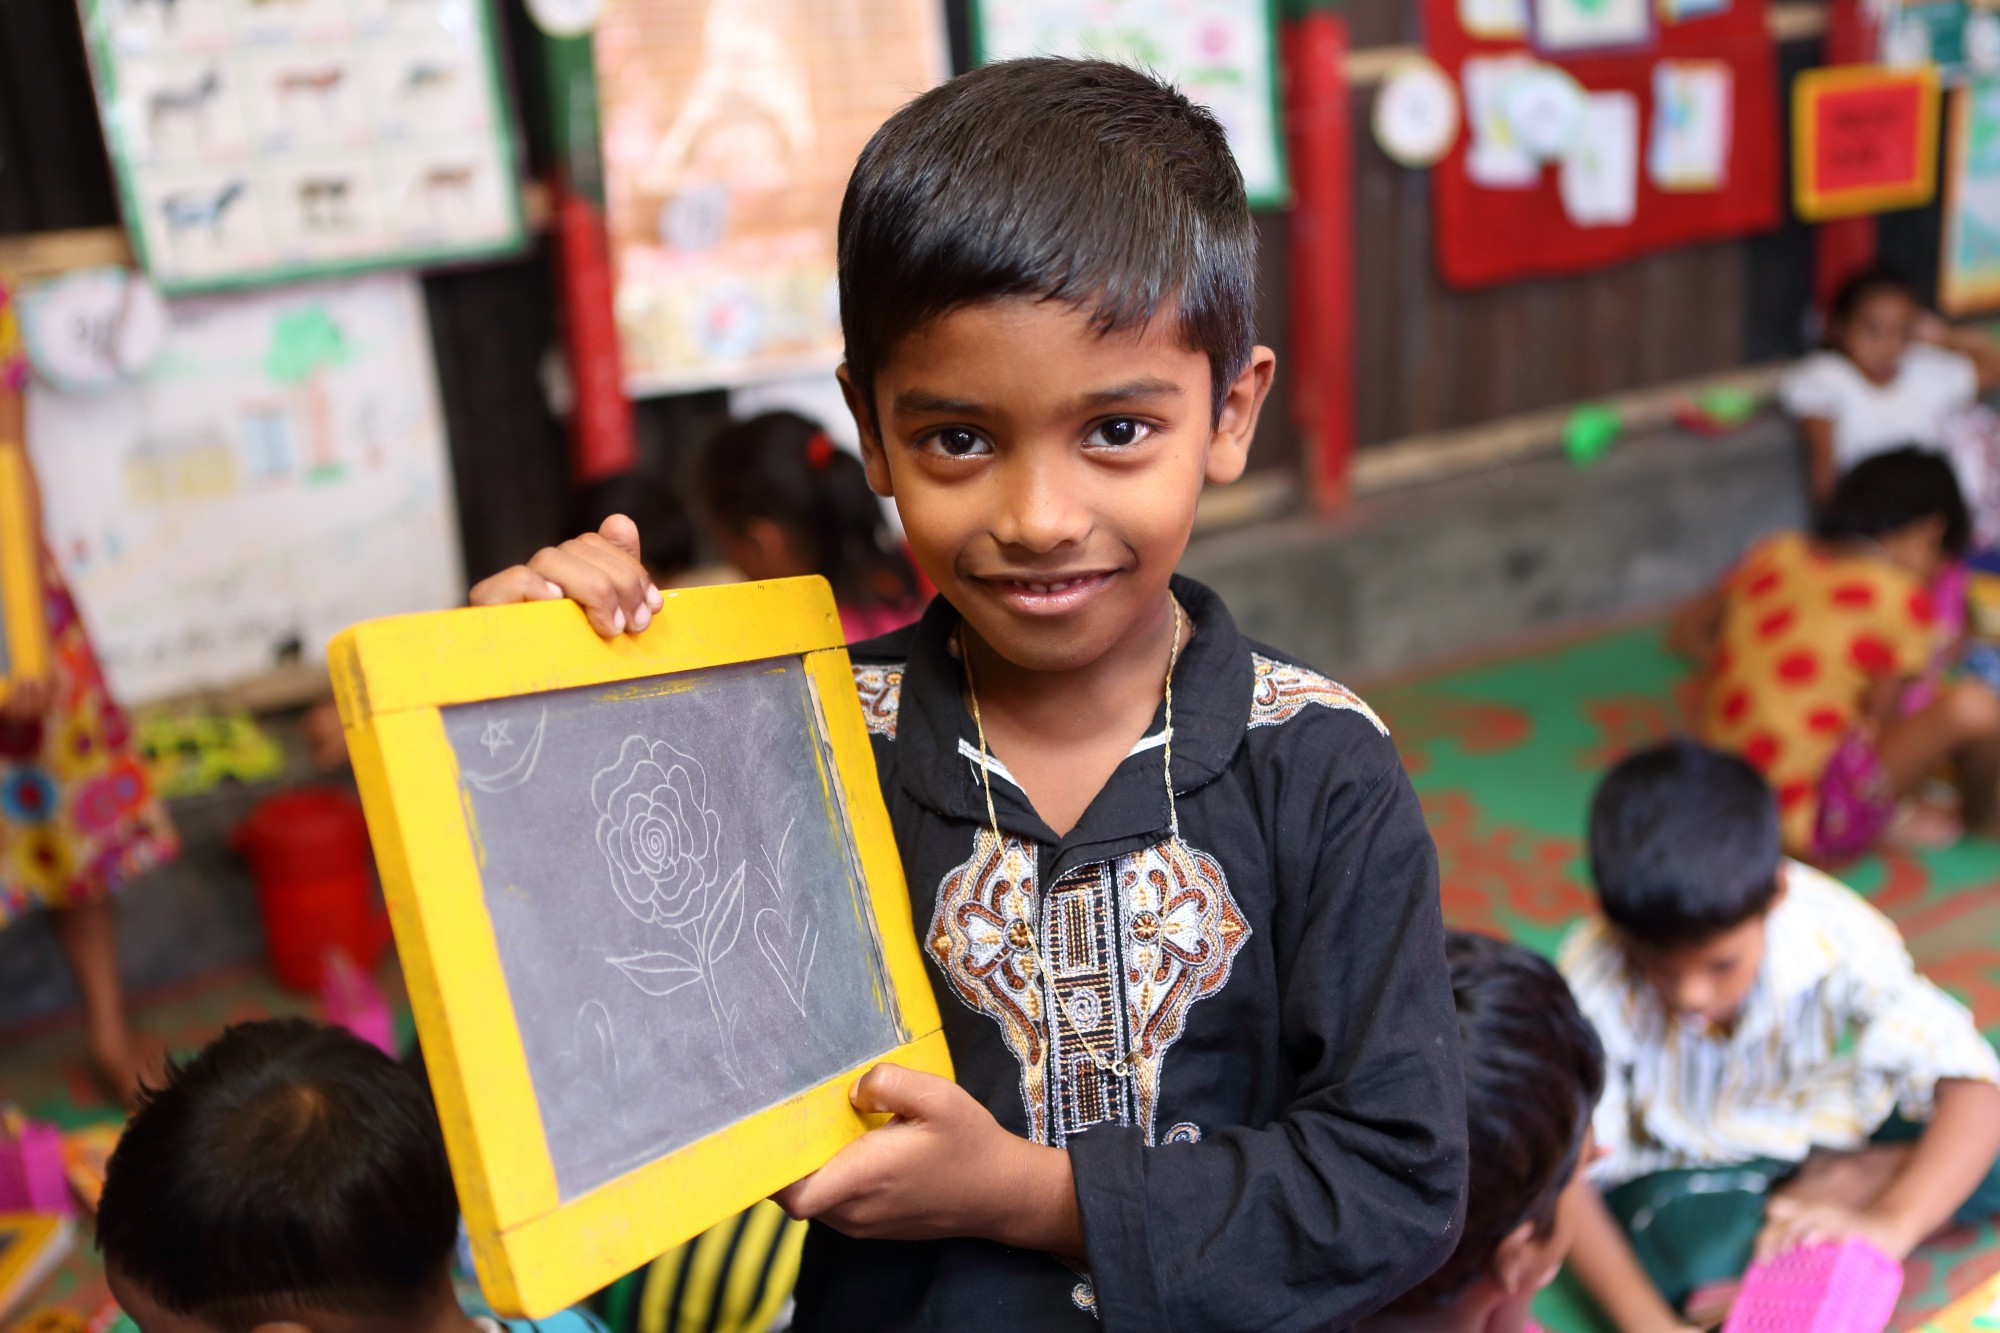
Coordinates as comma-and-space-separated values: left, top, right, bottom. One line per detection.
920, 427, 990, 459
1086, 418, 1154, 449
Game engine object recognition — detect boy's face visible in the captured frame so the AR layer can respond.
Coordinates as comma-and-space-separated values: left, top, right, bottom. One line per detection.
1839, 288, 1918, 385
843, 297, 1274, 674
1626, 914, 1770, 1028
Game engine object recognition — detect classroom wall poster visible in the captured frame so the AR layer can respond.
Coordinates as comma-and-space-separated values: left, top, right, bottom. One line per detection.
595, 0, 949, 397
969, 0, 1288, 208
1423, 0, 1781, 288
1942, 78, 2000, 313
1879, 0, 2000, 84
23, 274, 464, 704
76, 0, 527, 295
1792, 64, 1941, 221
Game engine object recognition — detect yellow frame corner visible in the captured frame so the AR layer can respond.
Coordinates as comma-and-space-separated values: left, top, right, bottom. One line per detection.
331, 576, 949, 1317
1794, 64, 1941, 223
0, 443, 49, 704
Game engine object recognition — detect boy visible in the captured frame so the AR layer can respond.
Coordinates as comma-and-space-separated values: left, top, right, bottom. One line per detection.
1558, 741, 2000, 1333
95, 1019, 606, 1333
474, 57, 1467, 1332
1362, 930, 1606, 1333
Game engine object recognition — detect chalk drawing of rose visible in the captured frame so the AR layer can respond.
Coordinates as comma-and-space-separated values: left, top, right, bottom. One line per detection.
593, 736, 746, 1085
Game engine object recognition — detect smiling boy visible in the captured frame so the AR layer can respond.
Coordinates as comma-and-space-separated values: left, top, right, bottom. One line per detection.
475, 58, 1467, 1331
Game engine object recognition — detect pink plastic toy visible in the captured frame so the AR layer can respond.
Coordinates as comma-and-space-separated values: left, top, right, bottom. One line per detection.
0, 1112, 73, 1215
1722, 1239, 1904, 1333
320, 948, 396, 1058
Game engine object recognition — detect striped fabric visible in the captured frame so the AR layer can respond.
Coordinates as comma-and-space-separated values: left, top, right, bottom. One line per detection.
1559, 860, 2000, 1188
597, 1200, 806, 1333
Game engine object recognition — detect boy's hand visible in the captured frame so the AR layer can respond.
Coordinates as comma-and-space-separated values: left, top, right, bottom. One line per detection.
1754, 1197, 1916, 1263
468, 515, 662, 638
775, 1064, 1083, 1257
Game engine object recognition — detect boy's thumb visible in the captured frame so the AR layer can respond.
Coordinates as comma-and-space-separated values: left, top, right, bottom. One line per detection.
851, 1063, 928, 1119
599, 513, 643, 562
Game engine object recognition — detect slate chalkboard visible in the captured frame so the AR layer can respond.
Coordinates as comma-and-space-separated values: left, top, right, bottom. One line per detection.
443, 656, 904, 1201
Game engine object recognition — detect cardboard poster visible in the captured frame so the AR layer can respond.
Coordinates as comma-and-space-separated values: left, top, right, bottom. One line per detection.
1942, 79, 2000, 312
971, 0, 1288, 208
596, 0, 948, 396
1793, 65, 1942, 221
75, 0, 526, 294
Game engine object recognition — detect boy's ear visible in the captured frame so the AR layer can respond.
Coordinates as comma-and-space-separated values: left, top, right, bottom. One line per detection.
836, 364, 894, 499
1205, 345, 1277, 486
1490, 1220, 1560, 1299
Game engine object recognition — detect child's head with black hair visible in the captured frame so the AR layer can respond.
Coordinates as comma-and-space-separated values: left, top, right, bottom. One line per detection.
692, 410, 918, 609
1587, 740, 1786, 1027
97, 1019, 463, 1333
1814, 445, 1970, 582
1826, 265, 1923, 386
830, 57, 1275, 677
1376, 931, 1604, 1332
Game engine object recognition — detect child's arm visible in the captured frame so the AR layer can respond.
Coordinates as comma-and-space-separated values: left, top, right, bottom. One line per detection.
1562, 1182, 1700, 1333
1756, 1077, 2000, 1260
1798, 417, 1838, 505
1916, 315, 2000, 394
1664, 584, 1728, 669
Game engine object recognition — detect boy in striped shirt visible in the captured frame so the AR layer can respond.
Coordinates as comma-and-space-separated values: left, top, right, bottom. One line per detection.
1557, 741, 2000, 1332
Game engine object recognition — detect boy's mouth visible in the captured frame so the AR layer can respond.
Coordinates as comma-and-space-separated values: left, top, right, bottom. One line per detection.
978, 570, 1116, 615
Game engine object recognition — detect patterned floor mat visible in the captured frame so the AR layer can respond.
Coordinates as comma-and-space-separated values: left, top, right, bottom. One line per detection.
2, 621, 1996, 1328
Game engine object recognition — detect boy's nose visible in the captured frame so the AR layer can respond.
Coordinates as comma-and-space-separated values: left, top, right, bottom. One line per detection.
993, 453, 1090, 553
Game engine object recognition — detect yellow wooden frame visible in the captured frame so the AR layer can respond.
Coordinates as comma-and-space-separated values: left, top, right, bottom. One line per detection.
1794, 65, 1941, 222
330, 577, 949, 1317
0, 442, 48, 704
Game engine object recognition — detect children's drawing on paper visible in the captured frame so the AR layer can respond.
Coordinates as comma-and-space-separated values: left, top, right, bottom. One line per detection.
1649, 61, 1732, 191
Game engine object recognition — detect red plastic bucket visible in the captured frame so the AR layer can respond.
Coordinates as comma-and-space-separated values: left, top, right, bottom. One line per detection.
233, 788, 387, 992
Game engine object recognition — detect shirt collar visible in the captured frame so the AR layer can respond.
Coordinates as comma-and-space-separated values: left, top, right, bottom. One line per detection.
892, 575, 1253, 856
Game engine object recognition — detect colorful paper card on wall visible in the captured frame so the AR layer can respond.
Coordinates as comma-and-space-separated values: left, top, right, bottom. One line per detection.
1650, 61, 1733, 189
1880, 0, 2000, 84
596, 0, 948, 396
1942, 79, 2000, 312
1793, 65, 1941, 221
74, 0, 527, 295
329, 577, 951, 1316
1532, 0, 1654, 53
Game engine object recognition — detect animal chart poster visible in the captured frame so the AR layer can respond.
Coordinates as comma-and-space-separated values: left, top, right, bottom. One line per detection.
24, 274, 464, 703
596, 0, 949, 396
969, 0, 1287, 208
76, 0, 526, 294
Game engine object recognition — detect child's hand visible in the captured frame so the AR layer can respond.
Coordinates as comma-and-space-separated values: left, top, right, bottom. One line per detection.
1754, 1197, 1916, 1263
467, 515, 662, 638
0, 676, 52, 726
774, 1064, 1083, 1256
1914, 312, 1952, 346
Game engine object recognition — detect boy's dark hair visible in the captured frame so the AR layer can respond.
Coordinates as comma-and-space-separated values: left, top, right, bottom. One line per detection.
1394, 931, 1605, 1310
97, 1019, 458, 1330
694, 411, 919, 608
1587, 740, 1783, 951
1827, 264, 1919, 333
837, 57, 1255, 423
1814, 445, 1971, 560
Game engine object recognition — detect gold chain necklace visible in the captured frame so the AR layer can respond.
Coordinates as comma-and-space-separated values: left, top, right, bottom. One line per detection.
959, 595, 1186, 1079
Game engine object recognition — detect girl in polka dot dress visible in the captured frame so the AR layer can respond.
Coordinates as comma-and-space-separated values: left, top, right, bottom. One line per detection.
0, 281, 177, 1105
1672, 447, 2000, 862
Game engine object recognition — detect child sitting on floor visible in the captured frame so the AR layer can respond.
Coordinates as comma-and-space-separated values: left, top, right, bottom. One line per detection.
1780, 266, 2000, 509
1557, 741, 2000, 1333
1672, 447, 2000, 859
96, 1018, 607, 1333
1362, 930, 1605, 1333
692, 410, 925, 642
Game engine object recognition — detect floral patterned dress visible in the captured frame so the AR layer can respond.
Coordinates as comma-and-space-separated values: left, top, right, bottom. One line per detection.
0, 283, 177, 926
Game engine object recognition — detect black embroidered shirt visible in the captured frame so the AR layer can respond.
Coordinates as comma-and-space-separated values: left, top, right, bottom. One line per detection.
794, 577, 1467, 1333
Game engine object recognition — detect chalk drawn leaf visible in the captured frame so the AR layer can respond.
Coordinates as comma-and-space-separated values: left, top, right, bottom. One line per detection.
705, 862, 746, 968
609, 948, 703, 998
755, 908, 817, 1016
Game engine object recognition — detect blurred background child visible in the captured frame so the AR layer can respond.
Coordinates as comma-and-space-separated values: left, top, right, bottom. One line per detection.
692, 411, 925, 642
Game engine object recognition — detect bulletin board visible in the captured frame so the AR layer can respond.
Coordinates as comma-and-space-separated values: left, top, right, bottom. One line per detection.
1943, 78, 2000, 313
595, 0, 949, 396
1424, 0, 1783, 289
76, 0, 527, 295
24, 274, 463, 704
969, 0, 1288, 208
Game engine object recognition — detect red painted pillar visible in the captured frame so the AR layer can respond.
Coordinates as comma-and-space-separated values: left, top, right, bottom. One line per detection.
1815, 0, 1881, 312
1283, 12, 1355, 513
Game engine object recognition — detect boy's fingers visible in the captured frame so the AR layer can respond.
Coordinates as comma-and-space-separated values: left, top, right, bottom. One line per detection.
561, 532, 654, 630
851, 1063, 942, 1119
599, 513, 644, 564
525, 545, 634, 637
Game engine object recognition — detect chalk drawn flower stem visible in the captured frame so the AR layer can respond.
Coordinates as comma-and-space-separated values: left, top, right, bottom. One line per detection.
595, 736, 746, 1084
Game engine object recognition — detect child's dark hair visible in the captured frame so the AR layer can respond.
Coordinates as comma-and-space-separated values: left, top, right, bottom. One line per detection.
96, 1019, 458, 1330
1814, 445, 1970, 560
1827, 264, 1919, 335
694, 411, 918, 607
837, 57, 1255, 424
1588, 740, 1782, 951
1394, 931, 1605, 1310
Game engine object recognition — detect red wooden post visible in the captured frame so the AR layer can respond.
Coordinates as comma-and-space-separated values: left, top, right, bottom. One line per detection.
1284, 11, 1355, 513
1815, 0, 1881, 312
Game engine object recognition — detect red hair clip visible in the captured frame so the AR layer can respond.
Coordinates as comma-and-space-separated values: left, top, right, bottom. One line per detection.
806, 431, 838, 470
